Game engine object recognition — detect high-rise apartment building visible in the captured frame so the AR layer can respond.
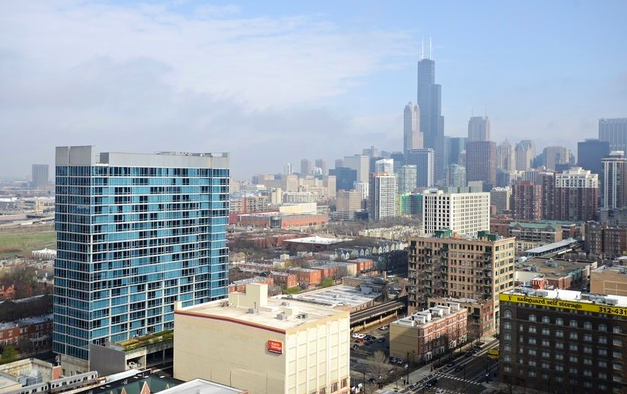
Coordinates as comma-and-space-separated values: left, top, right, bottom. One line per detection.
343, 155, 370, 184
554, 167, 599, 221
396, 165, 417, 194
490, 187, 511, 215
537, 172, 556, 220
467, 116, 490, 142
417, 57, 445, 181
54, 146, 229, 372
315, 159, 327, 175
465, 140, 497, 186
578, 139, 610, 175
543, 146, 572, 170
511, 181, 542, 221
283, 162, 293, 175
515, 140, 536, 171
405, 148, 435, 188
496, 140, 516, 172
32, 164, 49, 190
369, 173, 397, 221
422, 190, 490, 236
599, 118, 627, 154
300, 159, 312, 175
403, 102, 422, 153
408, 232, 516, 331
601, 151, 627, 210
500, 289, 627, 394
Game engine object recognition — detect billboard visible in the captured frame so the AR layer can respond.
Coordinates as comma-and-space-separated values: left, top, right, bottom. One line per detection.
267, 340, 283, 354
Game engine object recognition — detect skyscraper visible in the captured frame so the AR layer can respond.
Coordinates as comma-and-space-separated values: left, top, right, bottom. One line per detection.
31, 164, 49, 190
417, 57, 445, 181
542, 146, 571, 170
601, 151, 627, 210
446, 163, 466, 188
405, 148, 435, 188
515, 140, 536, 171
421, 190, 490, 236
343, 155, 370, 184
283, 162, 293, 175
465, 141, 496, 186
467, 116, 490, 142
496, 140, 516, 172
448, 137, 467, 166
397, 165, 417, 194
599, 118, 627, 153
403, 102, 422, 154
300, 158, 312, 175
315, 159, 327, 175
369, 173, 397, 221
328, 167, 357, 191
374, 158, 393, 174
578, 139, 610, 175
53, 146, 229, 372
511, 180, 542, 221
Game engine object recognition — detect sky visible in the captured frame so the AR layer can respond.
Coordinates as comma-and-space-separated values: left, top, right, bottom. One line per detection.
1, 0, 626, 181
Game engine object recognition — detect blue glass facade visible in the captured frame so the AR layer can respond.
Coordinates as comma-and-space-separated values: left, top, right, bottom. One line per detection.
53, 149, 229, 362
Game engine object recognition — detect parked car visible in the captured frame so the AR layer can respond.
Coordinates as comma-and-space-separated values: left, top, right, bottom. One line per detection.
446, 361, 456, 368
455, 365, 463, 372
379, 325, 389, 331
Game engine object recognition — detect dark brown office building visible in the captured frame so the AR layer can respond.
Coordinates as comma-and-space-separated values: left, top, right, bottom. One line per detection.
585, 223, 627, 260
511, 180, 542, 221
466, 140, 496, 186
500, 290, 627, 394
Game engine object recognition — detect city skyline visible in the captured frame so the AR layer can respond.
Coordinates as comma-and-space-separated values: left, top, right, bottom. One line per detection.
1, 1, 626, 181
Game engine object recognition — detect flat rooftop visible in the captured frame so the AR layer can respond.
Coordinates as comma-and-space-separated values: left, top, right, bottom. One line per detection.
284, 236, 351, 245
593, 265, 627, 274
516, 257, 595, 278
503, 288, 627, 308
177, 290, 346, 332
157, 379, 246, 394
288, 285, 379, 309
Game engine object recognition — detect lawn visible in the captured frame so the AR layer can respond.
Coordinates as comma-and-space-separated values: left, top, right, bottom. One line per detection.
0, 230, 56, 258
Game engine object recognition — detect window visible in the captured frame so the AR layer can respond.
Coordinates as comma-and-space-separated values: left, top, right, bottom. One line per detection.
600, 336, 607, 344
599, 324, 607, 331
569, 367, 577, 374
542, 340, 550, 347
541, 351, 550, 358
613, 363, 622, 371
569, 356, 577, 363
583, 381, 592, 388
529, 349, 537, 356
529, 326, 536, 333
569, 332, 578, 340
613, 375, 622, 382
319, 389, 326, 394
341, 379, 347, 388
556, 318, 563, 325
529, 314, 536, 322
584, 322, 592, 330
615, 351, 623, 359
504, 322, 511, 330
555, 376, 564, 383
569, 344, 578, 351
542, 316, 550, 324
614, 338, 623, 346
599, 373, 607, 380
556, 330, 564, 338
541, 362, 550, 369
504, 355, 512, 362
556, 354, 564, 361
555, 341, 564, 349
504, 366, 512, 372
600, 348, 608, 356
569, 320, 578, 327
529, 360, 537, 367
600, 361, 608, 368
584, 357, 592, 365
504, 333, 512, 341
529, 338, 537, 345
541, 372, 549, 380
555, 365, 564, 372
504, 344, 512, 351
584, 334, 592, 342
614, 326, 622, 334
504, 309, 512, 319
529, 370, 537, 377
331, 383, 338, 392
541, 328, 550, 335
583, 346, 592, 354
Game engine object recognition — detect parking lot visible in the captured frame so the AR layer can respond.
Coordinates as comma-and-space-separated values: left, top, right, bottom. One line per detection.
350, 323, 411, 392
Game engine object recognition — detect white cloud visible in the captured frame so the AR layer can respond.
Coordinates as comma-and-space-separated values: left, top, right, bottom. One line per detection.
0, 1, 412, 179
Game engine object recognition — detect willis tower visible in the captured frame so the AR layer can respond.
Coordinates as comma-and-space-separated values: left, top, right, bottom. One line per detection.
417, 43, 445, 181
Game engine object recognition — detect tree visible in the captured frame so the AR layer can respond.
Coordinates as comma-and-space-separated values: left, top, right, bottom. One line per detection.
320, 277, 334, 288
1, 345, 18, 364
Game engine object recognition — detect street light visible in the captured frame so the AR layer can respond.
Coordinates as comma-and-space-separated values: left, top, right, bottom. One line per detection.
404, 363, 409, 385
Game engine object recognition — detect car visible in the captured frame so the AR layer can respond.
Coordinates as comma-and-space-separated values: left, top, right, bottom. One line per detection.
455, 365, 463, 372
446, 362, 456, 368
352, 344, 359, 350
379, 325, 389, 331
364, 334, 373, 340
389, 357, 399, 364
356, 338, 364, 343
377, 338, 385, 343
352, 333, 360, 339
465, 351, 473, 357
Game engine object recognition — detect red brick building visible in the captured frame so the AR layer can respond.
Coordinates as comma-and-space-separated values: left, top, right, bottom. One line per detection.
0, 315, 52, 353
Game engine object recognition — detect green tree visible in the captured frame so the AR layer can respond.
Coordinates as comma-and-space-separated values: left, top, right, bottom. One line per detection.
320, 277, 334, 288
1, 345, 18, 364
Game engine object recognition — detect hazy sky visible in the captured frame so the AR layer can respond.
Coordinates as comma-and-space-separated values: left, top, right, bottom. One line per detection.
1, 1, 626, 181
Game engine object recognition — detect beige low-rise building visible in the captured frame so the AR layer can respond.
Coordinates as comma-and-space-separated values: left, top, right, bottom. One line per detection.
591, 265, 627, 296
173, 283, 350, 394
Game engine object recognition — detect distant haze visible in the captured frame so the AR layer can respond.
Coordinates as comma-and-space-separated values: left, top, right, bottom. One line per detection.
1, 1, 626, 180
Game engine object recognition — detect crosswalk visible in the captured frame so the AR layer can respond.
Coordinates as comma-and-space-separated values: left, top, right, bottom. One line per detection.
434, 372, 484, 386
